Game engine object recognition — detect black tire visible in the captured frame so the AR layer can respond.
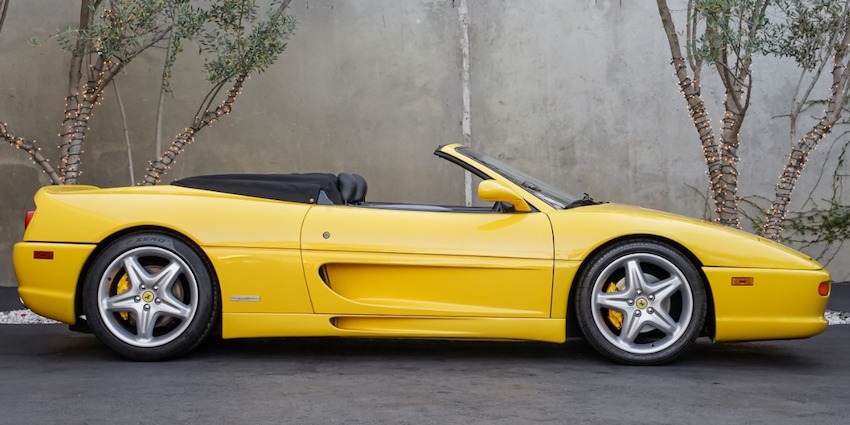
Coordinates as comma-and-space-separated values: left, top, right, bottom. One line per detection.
575, 240, 706, 365
82, 231, 219, 361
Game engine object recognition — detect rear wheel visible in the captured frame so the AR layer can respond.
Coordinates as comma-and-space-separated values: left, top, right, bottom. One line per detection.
575, 240, 706, 365
82, 232, 218, 361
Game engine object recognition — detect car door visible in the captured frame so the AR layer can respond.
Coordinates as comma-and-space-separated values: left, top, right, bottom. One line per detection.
300, 205, 554, 318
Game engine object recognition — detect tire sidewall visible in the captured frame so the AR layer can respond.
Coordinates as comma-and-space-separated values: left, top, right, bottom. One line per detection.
83, 231, 217, 361
575, 240, 707, 365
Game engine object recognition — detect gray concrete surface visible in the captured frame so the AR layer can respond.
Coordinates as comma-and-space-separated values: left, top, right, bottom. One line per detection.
2, 0, 850, 286
0, 285, 849, 424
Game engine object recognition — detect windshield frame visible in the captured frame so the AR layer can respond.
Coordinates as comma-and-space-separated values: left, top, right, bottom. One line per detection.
454, 147, 579, 209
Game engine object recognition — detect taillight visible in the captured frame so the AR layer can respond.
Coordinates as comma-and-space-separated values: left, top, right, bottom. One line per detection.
24, 210, 35, 230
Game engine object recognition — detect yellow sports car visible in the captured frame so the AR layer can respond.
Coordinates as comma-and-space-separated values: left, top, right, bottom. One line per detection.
13, 144, 831, 364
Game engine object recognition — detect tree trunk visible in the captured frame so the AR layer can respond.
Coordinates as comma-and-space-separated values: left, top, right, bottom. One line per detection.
63, 57, 108, 184
656, 0, 725, 218
763, 120, 834, 240
62, 82, 97, 184
717, 94, 744, 228
59, 0, 95, 179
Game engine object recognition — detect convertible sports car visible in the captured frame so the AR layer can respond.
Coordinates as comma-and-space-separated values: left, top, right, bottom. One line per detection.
13, 144, 831, 364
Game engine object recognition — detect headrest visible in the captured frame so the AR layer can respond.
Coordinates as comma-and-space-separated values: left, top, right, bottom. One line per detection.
337, 172, 367, 205
352, 174, 367, 203
337, 172, 357, 204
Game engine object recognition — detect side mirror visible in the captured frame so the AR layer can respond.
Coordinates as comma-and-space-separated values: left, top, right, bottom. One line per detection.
477, 180, 532, 212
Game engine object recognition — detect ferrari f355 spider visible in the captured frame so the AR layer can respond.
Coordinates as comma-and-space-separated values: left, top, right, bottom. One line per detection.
13, 144, 831, 364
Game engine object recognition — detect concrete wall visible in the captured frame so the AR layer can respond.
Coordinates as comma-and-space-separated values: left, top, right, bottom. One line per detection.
0, 0, 846, 285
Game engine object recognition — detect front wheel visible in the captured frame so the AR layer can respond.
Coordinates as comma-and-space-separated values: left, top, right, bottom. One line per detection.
82, 232, 219, 361
575, 240, 706, 365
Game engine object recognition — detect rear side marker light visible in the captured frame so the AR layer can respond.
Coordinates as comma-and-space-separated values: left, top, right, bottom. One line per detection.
34, 251, 54, 260
24, 210, 35, 229
818, 281, 831, 297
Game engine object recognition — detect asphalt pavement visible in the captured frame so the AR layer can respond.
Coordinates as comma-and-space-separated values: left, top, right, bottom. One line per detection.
829, 281, 850, 311
0, 286, 21, 311
2, 284, 850, 424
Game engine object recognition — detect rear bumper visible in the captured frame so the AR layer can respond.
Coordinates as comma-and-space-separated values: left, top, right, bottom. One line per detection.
705, 267, 830, 342
13, 242, 95, 324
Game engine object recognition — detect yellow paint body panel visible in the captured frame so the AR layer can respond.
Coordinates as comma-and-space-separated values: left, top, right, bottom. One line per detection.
303, 253, 553, 317
222, 313, 565, 343
12, 144, 831, 348
23, 185, 310, 249
206, 247, 313, 314
552, 260, 582, 319
14, 242, 96, 324
547, 204, 822, 270
300, 205, 554, 318
706, 267, 830, 341
300, 205, 553, 258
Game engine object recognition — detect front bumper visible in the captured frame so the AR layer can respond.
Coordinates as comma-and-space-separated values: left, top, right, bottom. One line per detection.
705, 267, 830, 342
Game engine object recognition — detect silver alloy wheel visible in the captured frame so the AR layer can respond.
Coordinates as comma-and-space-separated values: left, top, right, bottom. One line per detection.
96, 246, 199, 348
589, 252, 694, 355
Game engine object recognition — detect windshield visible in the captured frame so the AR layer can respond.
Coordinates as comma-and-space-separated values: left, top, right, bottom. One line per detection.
457, 147, 580, 209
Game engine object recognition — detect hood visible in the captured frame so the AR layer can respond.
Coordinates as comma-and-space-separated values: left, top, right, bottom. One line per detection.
548, 203, 823, 271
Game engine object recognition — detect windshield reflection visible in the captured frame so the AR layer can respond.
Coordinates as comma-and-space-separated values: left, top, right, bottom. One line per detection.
457, 147, 579, 209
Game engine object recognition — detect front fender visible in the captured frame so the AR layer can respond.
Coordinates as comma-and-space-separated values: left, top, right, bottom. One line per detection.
548, 204, 822, 270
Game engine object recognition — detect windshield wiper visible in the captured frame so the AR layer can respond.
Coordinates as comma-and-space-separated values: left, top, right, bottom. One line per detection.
565, 193, 598, 209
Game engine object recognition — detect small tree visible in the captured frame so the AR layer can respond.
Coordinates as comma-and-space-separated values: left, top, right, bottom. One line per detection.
761, 0, 850, 238
143, 0, 295, 184
656, 0, 769, 228
3, 0, 180, 184
655, 0, 850, 240
1, 0, 295, 186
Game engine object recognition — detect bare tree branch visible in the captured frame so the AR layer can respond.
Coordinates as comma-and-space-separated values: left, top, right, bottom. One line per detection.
112, 78, 134, 185
685, 0, 702, 82
0, 122, 61, 184
0, 0, 10, 35
141, 73, 249, 185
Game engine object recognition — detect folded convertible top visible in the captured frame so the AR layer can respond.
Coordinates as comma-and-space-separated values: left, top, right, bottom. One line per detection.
172, 173, 343, 204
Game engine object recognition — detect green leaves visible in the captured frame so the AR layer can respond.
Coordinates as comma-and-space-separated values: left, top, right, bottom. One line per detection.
690, 0, 849, 71
196, 0, 295, 84
691, 0, 769, 65
763, 0, 847, 70
52, 0, 295, 92
54, 0, 171, 65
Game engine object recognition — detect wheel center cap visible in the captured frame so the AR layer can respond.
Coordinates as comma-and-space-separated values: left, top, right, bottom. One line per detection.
142, 291, 155, 303
635, 297, 648, 309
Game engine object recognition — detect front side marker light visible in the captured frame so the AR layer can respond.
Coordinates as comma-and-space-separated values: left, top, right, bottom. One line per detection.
731, 277, 753, 286
818, 281, 831, 297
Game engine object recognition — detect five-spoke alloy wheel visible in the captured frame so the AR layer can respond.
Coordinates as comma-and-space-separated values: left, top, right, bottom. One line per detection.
83, 232, 219, 361
576, 240, 706, 365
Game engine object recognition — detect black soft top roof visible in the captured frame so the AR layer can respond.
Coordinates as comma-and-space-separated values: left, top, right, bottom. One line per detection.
171, 173, 343, 204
